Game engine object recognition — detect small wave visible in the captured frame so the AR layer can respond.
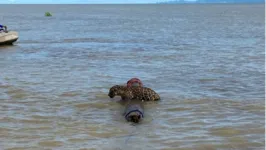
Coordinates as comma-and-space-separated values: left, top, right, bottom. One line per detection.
209, 127, 242, 137
60, 91, 81, 97
19, 40, 61, 44
199, 78, 218, 83
74, 101, 113, 109
38, 140, 63, 147
63, 38, 116, 43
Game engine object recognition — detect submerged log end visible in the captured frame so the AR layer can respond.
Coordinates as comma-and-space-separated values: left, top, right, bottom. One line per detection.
124, 104, 144, 123
125, 111, 143, 123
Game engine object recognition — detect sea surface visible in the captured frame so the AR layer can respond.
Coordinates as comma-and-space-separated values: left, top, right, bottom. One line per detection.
0, 4, 265, 150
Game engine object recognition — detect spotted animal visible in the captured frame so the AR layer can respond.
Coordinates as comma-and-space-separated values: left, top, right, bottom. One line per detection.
108, 85, 160, 101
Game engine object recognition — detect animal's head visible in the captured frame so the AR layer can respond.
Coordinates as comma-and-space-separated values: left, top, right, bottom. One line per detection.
108, 85, 126, 98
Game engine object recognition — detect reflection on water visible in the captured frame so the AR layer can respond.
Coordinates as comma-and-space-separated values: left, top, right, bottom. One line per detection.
0, 4, 265, 150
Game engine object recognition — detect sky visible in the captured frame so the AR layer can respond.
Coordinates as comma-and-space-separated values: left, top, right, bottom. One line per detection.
0, 0, 197, 4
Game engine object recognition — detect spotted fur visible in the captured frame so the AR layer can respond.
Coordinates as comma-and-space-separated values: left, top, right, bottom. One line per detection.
108, 85, 160, 101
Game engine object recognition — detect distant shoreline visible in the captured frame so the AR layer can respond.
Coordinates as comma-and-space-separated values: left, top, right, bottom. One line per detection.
158, 0, 264, 4
0, 3, 264, 4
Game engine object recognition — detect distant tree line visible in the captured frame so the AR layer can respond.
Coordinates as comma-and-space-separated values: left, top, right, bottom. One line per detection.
159, 0, 264, 4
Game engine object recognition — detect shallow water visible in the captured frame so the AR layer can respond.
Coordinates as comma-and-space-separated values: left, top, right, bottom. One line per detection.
0, 4, 265, 150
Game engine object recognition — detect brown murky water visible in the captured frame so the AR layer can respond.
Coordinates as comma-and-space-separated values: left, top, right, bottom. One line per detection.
0, 4, 265, 150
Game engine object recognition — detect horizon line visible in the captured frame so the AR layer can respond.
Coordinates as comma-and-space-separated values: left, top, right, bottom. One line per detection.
0, 2, 264, 4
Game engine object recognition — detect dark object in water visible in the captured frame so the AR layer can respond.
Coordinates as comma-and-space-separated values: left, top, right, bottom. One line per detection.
45, 12, 52, 17
124, 78, 144, 123
124, 100, 144, 123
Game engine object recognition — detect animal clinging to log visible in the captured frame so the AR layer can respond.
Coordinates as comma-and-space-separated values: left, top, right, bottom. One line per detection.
108, 85, 160, 101
108, 78, 160, 123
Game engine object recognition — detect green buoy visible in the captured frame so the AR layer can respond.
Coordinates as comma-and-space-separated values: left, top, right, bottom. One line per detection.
45, 12, 52, 17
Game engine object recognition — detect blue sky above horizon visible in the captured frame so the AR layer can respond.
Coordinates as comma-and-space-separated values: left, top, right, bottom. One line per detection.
1, 0, 197, 4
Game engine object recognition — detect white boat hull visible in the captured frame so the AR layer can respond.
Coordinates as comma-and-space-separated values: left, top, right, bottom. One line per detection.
0, 31, 19, 45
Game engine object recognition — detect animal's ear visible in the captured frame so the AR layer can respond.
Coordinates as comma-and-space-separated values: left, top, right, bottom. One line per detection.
113, 85, 120, 88
110, 85, 118, 89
